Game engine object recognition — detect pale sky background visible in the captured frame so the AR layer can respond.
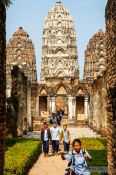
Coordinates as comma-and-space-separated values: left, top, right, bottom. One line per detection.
6, 0, 108, 81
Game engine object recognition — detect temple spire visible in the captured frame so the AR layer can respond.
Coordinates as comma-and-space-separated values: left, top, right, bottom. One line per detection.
56, 0, 61, 4
40, 0, 79, 83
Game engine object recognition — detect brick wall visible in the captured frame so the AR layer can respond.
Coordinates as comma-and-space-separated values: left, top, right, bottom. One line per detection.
6, 66, 28, 136
105, 0, 116, 174
0, 2, 6, 174
91, 74, 107, 136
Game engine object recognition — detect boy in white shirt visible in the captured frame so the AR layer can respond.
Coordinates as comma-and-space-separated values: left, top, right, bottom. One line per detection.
50, 122, 60, 155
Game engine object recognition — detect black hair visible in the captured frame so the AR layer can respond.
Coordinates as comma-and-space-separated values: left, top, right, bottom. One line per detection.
63, 124, 67, 128
72, 139, 81, 146
53, 122, 57, 124
43, 122, 48, 125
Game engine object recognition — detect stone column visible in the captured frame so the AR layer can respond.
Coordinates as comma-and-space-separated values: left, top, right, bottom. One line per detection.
47, 96, 51, 116
49, 97, 52, 115
6, 68, 12, 98
27, 82, 32, 131
36, 96, 39, 117
72, 96, 76, 120
68, 95, 74, 123
84, 96, 89, 119
51, 97, 56, 113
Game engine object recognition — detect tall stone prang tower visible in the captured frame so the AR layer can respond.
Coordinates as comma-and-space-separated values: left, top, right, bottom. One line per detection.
36, 0, 88, 128
84, 29, 106, 83
40, 0, 79, 84
6, 27, 37, 135
6, 27, 37, 94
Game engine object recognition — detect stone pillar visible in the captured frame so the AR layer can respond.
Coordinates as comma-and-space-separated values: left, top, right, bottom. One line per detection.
6, 68, 12, 98
47, 96, 51, 116
27, 82, 32, 131
72, 96, 76, 120
84, 96, 89, 119
0, 2, 6, 174
51, 97, 56, 113
68, 95, 75, 124
36, 96, 39, 117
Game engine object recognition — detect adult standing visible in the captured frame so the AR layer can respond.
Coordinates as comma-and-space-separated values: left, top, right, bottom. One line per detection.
50, 112, 60, 125
58, 109, 64, 122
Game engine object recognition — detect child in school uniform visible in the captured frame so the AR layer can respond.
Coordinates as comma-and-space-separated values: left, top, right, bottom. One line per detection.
61, 138, 92, 175
41, 122, 51, 157
60, 124, 71, 153
50, 122, 60, 155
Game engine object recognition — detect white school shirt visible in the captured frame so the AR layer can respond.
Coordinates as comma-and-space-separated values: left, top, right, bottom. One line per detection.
50, 127, 60, 141
44, 129, 48, 141
63, 130, 69, 143
65, 149, 92, 175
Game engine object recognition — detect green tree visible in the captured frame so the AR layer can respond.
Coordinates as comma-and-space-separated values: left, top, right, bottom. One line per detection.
1, 0, 13, 7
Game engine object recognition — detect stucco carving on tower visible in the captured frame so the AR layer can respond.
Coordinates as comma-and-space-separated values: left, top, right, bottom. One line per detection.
40, 0, 79, 84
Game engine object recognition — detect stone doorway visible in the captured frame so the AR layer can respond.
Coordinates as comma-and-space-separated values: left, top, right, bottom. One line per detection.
76, 96, 84, 124
55, 96, 68, 115
39, 96, 47, 117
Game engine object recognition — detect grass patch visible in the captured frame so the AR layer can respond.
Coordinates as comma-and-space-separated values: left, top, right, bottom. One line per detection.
97, 137, 107, 147
4, 138, 42, 175
4, 137, 108, 174
80, 138, 106, 150
79, 138, 108, 166
91, 173, 107, 175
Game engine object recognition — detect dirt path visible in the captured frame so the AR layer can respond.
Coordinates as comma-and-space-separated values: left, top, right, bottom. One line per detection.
28, 127, 102, 175
28, 153, 68, 175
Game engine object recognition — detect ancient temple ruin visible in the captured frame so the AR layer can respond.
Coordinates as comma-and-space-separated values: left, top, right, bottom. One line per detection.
84, 29, 107, 135
0, 0, 114, 174
5, 0, 115, 140
84, 29, 106, 83
34, 0, 90, 129
6, 27, 37, 136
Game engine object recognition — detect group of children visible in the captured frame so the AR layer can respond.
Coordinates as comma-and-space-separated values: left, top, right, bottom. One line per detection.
41, 122, 70, 157
41, 121, 92, 175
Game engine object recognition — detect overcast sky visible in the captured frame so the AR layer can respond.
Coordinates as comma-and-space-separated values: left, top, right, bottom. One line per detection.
6, 0, 108, 81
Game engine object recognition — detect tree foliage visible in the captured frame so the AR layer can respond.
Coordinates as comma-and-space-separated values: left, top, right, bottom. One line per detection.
1, 0, 13, 7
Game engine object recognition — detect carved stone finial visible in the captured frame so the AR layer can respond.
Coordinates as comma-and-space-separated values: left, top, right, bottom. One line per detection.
56, 0, 61, 4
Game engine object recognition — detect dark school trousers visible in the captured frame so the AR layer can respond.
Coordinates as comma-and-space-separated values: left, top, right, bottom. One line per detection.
43, 140, 49, 154
63, 141, 70, 152
52, 140, 59, 153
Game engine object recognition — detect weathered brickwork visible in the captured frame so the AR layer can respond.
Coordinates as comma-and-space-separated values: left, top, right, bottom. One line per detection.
6, 66, 28, 136
83, 29, 107, 134
6, 27, 37, 136
105, 0, 116, 174
0, 2, 6, 174
84, 29, 106, 83
90, 74, 107, 136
